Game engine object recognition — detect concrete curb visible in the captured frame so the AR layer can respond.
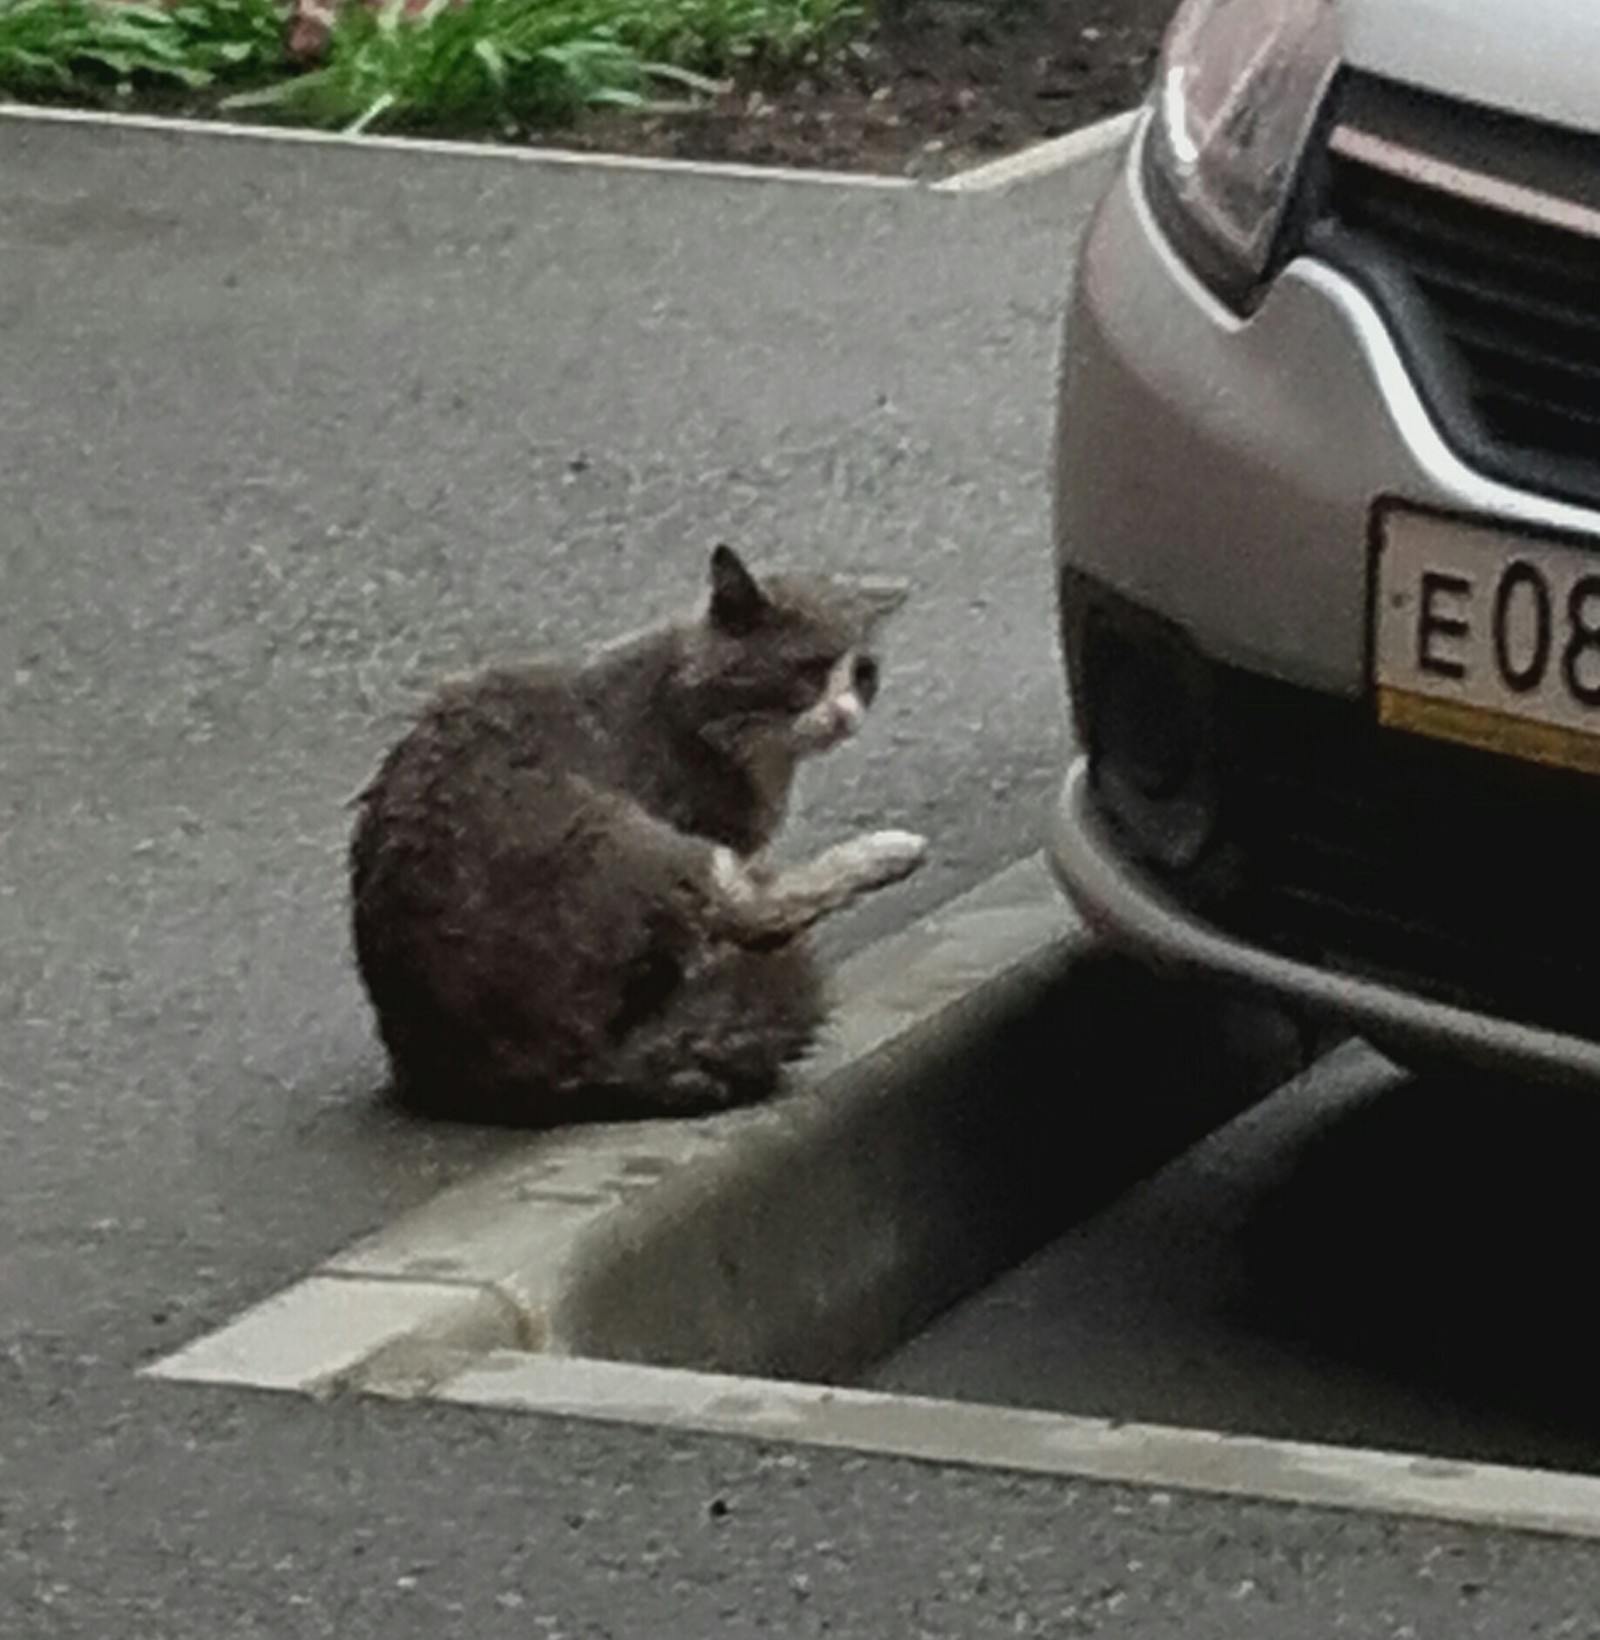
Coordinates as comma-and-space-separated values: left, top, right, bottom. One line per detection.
147, 854, 1301, 1398
148, 857, 1080, 1394
0, 100, 1133, 196
933, 110, 1141, 194
0, 102, 909, 190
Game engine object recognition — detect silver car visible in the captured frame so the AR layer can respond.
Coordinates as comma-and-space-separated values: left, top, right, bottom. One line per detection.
1049, 0, 1600, 1083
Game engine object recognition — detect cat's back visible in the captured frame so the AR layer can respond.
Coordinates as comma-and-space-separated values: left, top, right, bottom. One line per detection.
395, 661, 585, 779
354, 660, 606, 872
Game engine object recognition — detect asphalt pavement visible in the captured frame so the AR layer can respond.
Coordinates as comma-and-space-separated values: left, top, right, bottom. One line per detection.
6, 113, 1600, 1636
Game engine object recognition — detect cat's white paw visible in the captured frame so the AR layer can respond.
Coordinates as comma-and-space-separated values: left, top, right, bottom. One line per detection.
851, 829, 929, 888
710, 845, 757, 904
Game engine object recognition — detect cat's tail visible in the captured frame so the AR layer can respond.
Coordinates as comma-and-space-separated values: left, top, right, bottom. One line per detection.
383, 941, 828, 1126
573, 941, 828, 1118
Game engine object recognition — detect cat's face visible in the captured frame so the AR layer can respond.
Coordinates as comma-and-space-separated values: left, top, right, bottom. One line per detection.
682, 545, 908, 762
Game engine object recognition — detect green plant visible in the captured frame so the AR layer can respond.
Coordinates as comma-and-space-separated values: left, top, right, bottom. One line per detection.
227, 0, 864, 131
0, 0, 866, 129
0, 0, 286, 96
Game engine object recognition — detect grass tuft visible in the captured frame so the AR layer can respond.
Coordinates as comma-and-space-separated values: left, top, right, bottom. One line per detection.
234, 0, 863, 131
0, 0, 866, 129
0, 0, 286, 98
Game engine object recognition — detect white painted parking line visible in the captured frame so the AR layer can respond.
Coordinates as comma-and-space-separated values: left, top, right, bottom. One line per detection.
417, 1350, 1600, 1545
0, 103, 913, 187
934, 110, 1141, 193
142, 1275, 522, 1395
0, 101, 1136, 194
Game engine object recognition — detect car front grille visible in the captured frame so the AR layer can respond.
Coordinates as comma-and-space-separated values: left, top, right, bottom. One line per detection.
1178, 667, 1600, 1040
1299, 74, 1600, 509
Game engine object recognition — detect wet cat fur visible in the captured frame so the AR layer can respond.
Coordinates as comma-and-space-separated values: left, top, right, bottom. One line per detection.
350, 546, 925, 1124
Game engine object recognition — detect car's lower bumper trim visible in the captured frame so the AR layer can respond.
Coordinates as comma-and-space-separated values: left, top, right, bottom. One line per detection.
1048, 757, 1600, 1087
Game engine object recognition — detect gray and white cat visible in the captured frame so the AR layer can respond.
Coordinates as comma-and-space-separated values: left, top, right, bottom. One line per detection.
349, 545, 927, 1124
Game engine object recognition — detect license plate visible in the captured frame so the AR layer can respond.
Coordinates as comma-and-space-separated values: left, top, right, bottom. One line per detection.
1373, 507, 1600, 777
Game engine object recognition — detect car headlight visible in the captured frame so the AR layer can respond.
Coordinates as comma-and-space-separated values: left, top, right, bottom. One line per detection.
1145, 0, 1341, 308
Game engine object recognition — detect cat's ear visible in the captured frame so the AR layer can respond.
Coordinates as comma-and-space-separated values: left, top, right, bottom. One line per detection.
709, 544, 768, 636
853, 576, 910, 626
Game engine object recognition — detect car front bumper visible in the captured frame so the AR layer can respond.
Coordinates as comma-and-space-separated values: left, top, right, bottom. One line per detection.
1049, 117, 1600, 1082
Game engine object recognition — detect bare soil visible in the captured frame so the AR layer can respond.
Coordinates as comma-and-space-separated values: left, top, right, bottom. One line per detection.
520, 0, 1181, 176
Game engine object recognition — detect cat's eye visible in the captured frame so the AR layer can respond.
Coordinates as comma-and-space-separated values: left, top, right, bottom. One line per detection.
798, 658, 835, 691
853, 656, 880, 702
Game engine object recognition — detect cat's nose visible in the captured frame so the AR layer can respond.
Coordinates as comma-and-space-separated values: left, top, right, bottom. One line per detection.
831, 693, 866, 737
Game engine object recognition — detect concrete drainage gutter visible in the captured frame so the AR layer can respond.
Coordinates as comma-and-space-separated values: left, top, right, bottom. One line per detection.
149, 854, 1300, 1400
